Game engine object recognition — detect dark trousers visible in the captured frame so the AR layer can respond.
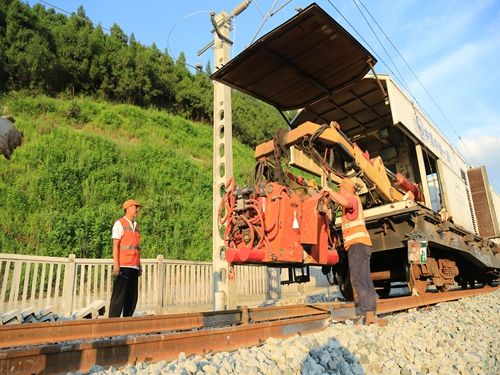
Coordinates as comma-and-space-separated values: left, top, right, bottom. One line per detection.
109, 267, 139, 317
348, 243, 377, 312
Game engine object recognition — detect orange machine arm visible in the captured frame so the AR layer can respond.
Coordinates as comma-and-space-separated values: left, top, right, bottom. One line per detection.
255, 121, 404, 203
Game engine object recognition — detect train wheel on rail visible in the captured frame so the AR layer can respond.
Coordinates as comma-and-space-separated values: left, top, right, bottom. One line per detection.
437, 284, 450, 292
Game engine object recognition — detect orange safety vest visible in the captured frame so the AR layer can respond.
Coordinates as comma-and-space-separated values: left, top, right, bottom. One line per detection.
341, 195, 372, 250
118, 217, 141, 267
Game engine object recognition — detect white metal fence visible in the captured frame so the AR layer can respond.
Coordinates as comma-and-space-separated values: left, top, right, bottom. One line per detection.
0, 253, 331, 315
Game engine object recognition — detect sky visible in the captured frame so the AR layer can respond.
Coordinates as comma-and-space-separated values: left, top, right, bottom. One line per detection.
29, 0, 500, 192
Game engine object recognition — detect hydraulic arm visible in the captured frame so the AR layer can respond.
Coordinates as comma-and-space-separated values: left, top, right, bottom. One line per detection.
255, 121, 423, 204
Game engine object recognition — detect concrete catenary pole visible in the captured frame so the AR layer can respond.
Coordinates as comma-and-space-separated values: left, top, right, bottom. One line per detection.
211, 1, 252, 310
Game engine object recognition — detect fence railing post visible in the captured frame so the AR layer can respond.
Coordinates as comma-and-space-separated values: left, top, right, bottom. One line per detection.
62, 254, 76, 316
156, 255, 165, 314
8, 261, 22, 310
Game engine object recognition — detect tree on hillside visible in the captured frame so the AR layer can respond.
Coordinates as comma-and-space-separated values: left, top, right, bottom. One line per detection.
148, 44, 177, 108
88, 26, 107, 93
3, 0, 56, 92
204, 61, 212, 76
114, 33, 144, 104
52, 7, 95, 94
99, 23, 126, 100
0, 0, 287, 148
0, 1, 8, 89
232, 92, 288, 147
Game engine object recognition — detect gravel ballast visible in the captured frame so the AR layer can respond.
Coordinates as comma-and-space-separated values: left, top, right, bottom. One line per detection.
84, 289, 500, 375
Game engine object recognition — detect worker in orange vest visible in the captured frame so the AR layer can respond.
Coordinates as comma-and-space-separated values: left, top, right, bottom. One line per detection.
323, 179, 386, 326
109, 199, 143, 317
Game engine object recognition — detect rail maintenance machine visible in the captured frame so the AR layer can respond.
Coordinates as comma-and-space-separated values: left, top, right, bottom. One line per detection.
211, 3, 500, 300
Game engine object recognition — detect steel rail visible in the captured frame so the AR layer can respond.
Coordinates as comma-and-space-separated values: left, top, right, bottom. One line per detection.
0, 305, 327, 349
0, 313, 331, 375
0, 287, 496, 375
315, 286, 498, 321
375, 286, 498, 314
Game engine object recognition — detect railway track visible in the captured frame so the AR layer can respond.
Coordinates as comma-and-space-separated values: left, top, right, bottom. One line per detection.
1, 286, 496, 375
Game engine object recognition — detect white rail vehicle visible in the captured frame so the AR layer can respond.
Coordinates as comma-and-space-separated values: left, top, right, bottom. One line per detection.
296, 73, 478, 232
293, 69, 500, 293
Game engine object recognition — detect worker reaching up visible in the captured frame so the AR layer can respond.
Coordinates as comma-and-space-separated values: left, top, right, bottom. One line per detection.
322, 179, 387, 326
109, 199, 143, 318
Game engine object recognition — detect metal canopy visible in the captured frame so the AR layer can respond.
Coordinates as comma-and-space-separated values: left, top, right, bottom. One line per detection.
291, 76, 393, 138
211, 3, 376, 111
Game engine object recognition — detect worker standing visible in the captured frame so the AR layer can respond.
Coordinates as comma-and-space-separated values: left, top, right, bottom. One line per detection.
109, 199, 143, 318
323, 179, 386, 326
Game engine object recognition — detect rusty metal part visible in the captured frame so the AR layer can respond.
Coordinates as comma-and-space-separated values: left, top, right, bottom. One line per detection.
247, 304, 327, 323
318, 286, 498, 320
370, 270, 392, 281
409, 263, 428, 295
433, 259, 459, 291
0, 305, 326, 350
375, 286, 497, 314
1, 314, 330, 375
411, 258, 459, 294
1, 287, 496, 375
0, 310, 241, 350
370, 267, 405, 282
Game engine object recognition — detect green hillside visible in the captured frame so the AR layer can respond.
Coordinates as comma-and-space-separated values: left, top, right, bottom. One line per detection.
0, 94, 255, 260
0, 0, 288, 149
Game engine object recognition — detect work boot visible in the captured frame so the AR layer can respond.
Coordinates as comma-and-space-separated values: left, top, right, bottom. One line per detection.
354, 305, 362, 316
364, 311, 387, 327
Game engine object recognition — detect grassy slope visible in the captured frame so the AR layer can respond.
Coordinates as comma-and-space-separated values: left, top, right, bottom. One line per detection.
0, 94, 255, 260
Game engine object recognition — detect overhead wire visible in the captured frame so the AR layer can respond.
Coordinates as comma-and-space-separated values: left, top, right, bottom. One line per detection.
249, 0, 281, 45
249, 0, 294, 45
252, 0, 266, 18
350, 0, 412, 96
38, 0, 129, 43
348, 0, 466, 165
325, 0, 409, 96
166, 10, 211, 64
355, 0, 481, 167
38, 0, 210, 74
269, 0, 294, 17
232, 14, 238, 57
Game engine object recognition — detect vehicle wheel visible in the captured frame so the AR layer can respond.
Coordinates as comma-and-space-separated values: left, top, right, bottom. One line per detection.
376, 282, 391, 298
437, 284, 450, 292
